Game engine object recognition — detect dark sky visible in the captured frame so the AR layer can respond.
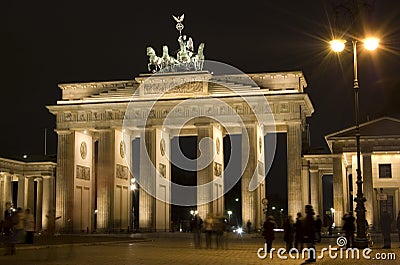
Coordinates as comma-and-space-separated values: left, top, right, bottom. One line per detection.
1, 0, 400, 157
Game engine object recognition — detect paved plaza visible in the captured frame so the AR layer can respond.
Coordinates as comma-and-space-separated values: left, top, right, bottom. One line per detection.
1, 232, 399, 264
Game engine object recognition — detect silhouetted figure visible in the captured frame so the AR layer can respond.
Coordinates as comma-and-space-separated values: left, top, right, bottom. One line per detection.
214, 216, 225, 249
246, 219, 252, 234
294, 212, 303, 251
324, 213, 333, 235
190, 214, 203, 248
302, 205, 316, 263
380, 211, 392, 248
3, 202, 14, 255
342, 212, 355, 248
315, 215, 322, 243
396, 211, 400, 242
24, 208, 35, 244
283, 215, 294, 251
262, 215, 276, 253
204, 214, 214, 249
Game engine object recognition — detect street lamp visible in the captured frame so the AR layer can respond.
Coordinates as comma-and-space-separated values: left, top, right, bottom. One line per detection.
330, 36, 379, 249
227, 210, 232, 223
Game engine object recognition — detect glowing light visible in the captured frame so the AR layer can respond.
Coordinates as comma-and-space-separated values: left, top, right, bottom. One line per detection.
227, 210, 232, 215
235, 198, 239, 202
271, 206, 276, 210
130, 184, 137, 191
131, 178, 136, 184
23, 155, 27, 159
83, 130, 88, 134
364, 37, 379, 51
236, 227, 243, 234
190, 210, 194, 215
330, 39, 346, 52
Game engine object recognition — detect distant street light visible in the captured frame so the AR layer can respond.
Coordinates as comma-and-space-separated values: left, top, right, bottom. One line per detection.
330, 36, 379, 249
227, 210, 232, 223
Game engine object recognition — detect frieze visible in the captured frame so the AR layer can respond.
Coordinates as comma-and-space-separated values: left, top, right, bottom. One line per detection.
76, 165, 90, 180
142, 81, 203, 95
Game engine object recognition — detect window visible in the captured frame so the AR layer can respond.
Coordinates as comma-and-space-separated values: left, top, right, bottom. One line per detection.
379, 164, 392, 178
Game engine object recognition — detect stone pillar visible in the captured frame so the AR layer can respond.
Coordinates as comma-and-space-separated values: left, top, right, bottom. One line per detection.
4, 173, 12, 205
301, 160, 310, 207
310, 169, 320, 215
318, 172, 324, 218
17, 175, 25, 208
287, 122, 303, 218
196, 124, 214, 218
36, 178, 43, 231
362, 153, 373, 226
139, 129, 156, 231
24, 177, 35, 212
42, 176, 54, 230
97, 130, 115, 232
333, 155, 345, 226
55, 131, 75, 233
241, 125, 259, 228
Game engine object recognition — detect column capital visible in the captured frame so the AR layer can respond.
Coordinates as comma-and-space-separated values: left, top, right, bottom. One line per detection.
55, 129, 73, 135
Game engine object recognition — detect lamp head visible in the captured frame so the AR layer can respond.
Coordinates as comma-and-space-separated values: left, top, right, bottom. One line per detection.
330, 39, 346, 52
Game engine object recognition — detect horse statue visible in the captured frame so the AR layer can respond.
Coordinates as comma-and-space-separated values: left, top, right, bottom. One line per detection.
192, 43, 205, 70
161, 45, 178, 70
146, 47, 163, 72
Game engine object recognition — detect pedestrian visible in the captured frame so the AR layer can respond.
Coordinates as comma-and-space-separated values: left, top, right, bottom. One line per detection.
380, 211, 392, 248
315, 215, 322, 243
302, 205, 316, 263
283, 215, 294, 251
24, 208, 35, 244
11, 207, 25, 250
246, 219, 252, 234
396, 211, 400, 242
214, 216, 225, 249
3, 202, 14, 255
190, 214, 202, 248
204, 213, 214, 249
342, 212, 355, 248
262, 215, 276, 253
294, 212, 303, 251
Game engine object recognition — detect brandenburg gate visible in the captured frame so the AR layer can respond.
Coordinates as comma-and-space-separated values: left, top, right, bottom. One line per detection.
46, 16, 314, 233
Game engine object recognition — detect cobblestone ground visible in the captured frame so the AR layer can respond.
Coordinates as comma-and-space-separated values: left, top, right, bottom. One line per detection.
0, 233, 399, 265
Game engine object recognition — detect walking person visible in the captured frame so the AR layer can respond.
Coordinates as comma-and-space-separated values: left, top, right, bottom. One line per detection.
342, 212, 355, 248
302, 205, 316, 263
204, 213, 214, 249
381, 211, 392, 248
11, 207, 25, 253
262, 215, 276, 253
283, 215, 294, 251
190, 214, 202, 248
24, 208, 35, 244
294, 212, 303, 251
3, 202, 14, 255
396, 211, 400, 242
315, 215, 322, 243
246, 220, 252, 234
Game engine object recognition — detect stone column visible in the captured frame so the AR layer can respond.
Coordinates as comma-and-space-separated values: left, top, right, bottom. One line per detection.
36, 178, 43, 231
4, 173, 12, 204
139, 129, 156, 231
42, 176, 54, 230
196, 124, 214, 218
362, 153, 373, 226
24, 177, 35, 212
333, 155, 345, 226
301, 160, 310, 206
310, 169, 320, 215
55, 130, 75, 233
287, 122, 303, 218
241, 125, 258, 228
97, 129, 115, 232
17, 175, 25, 208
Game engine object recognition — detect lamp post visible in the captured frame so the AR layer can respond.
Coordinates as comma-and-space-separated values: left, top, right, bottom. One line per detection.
330, 37, 379, 249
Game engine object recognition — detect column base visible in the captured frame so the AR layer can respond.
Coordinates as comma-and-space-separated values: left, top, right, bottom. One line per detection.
353, 237, 369, 249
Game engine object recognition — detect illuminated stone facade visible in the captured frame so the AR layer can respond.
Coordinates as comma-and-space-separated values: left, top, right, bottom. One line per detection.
47, 71, 314, 233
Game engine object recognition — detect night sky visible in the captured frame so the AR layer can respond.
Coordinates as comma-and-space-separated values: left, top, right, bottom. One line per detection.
1, 1, 400, 214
